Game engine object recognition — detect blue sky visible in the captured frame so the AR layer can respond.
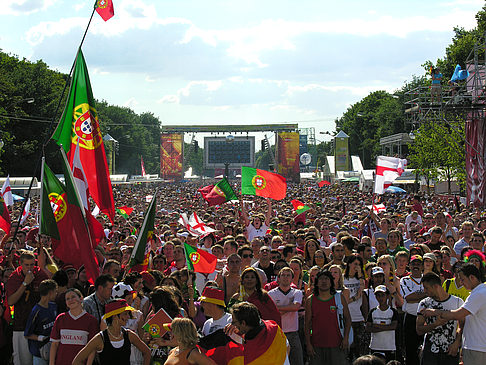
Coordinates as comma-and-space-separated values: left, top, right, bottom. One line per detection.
0, 0, 484, 144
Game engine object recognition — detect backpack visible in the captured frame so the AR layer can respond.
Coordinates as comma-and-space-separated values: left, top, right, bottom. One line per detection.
334, 292, 354, 345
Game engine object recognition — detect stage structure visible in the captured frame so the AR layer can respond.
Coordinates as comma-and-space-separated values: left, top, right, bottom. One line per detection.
160, 124, 299, 180
404, 41, 486, 206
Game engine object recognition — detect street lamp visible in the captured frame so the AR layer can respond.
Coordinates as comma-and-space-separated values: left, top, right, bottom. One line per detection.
103, 134, 118, 174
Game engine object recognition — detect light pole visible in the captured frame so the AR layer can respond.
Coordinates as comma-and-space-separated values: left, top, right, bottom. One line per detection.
103, 134, 118, 175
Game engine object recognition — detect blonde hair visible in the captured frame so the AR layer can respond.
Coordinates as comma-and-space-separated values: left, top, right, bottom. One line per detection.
171, 318, 198, 349
329, 264, 344, 290
377, 254, 396, 272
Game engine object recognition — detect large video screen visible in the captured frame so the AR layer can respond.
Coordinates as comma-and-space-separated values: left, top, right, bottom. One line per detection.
204, 137, 255, 168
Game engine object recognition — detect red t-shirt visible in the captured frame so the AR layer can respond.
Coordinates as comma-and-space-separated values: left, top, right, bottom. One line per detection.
50, 310, 99, 365
310, 294, 342, 348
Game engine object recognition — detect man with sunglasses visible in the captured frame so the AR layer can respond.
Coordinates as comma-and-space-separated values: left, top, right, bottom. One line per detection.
252, 246, 274, 283
238, 246, 266, 284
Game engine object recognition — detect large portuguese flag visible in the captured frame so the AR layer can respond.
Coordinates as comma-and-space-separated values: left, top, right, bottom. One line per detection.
40, 154, 100, 284
184, 243, 217, 274
52, 49, 115, 222
241, 167, 287, 200
198, 178, 237, 206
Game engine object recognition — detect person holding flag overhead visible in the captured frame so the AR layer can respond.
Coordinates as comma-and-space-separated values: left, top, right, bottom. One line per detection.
241, 198, 272, 242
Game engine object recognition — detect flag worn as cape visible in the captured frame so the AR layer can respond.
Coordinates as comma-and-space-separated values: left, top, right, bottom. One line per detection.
128, 194, 156, 272
1, 175, 13, 207
116, 206, 134, 219
184, 243, 217, 273
41, 154, 99, 284
243, 320, 287, 364
95, 0, 114, 21
291, 199, 310, 215
199, 178, 238, 206
52, 49, 115, 222
200, 329, 244, 365
241, 167, 286, 200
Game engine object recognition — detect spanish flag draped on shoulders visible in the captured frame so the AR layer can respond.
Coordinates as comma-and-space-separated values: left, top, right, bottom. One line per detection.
243, 320, 287, 365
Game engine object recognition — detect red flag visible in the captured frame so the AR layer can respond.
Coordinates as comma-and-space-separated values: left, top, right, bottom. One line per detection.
184, 243, 217, 273
0, 195, 11, 238
42, 155, 99, 284
318, 180, 331, 187
96, 0, 114, 21
241, 167, 287, 200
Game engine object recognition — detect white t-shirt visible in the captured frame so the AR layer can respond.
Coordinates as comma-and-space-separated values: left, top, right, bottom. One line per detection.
400, 275, 423, 315
343, 277, 364, 322
268, 287, 303, 333
417, 295, 464, 353
246, 223, 268, 242
367, 306, 398, 351
453, 238, 469, 256
462, 283, 486, 352
202, 312, 233, 336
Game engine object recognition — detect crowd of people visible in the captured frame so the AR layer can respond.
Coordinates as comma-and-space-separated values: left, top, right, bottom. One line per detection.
0, 180, 485, 365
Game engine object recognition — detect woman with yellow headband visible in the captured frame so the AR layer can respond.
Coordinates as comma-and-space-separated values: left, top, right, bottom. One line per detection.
72, 299, 151, 365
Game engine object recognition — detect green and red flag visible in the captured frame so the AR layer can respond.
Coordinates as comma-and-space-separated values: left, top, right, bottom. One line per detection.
128, 193, 156, 272
95, 0, 114, 21
241, 167, 286, 200
52, 49, 115, 223
116, 206, 134, 219
40, 154, 100, 284
291, 199, 310, 215
184, 243, 217, 274
198, 178, 238, 206
142, 308, 172, 338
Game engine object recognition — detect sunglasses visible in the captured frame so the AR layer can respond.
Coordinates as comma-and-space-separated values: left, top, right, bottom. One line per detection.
242, 254, 253, 259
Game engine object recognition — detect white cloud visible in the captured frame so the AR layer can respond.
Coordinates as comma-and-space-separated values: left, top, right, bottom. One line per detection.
25, 17, 86, 45
123, 97, 139, 108
158, 95, 180, 104
0, 0, 57, 15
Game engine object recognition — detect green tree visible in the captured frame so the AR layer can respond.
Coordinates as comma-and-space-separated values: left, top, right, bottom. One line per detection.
335, 91, 407, 168
408, 120, 465, 194
183, 142, 203, 176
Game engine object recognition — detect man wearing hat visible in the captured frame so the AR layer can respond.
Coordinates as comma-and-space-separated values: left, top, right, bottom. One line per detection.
200, 287, 232, 336
400, 255, 426, 365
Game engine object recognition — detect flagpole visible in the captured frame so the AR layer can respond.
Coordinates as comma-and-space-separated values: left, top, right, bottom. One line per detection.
11, 1, 100, 244
125, 188, 158, 278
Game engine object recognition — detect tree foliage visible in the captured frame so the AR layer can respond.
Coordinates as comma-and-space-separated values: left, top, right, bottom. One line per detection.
335, 91, 408, 169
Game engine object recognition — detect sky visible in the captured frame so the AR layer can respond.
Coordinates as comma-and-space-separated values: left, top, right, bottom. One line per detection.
0, 0, 484, 145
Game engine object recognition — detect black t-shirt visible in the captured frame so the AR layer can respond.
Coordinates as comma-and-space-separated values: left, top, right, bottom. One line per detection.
255, 262, 274, 283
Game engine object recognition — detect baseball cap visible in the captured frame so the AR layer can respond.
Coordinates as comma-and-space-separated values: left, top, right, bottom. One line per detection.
371, 266, 385, 276
374, 285, 389, 294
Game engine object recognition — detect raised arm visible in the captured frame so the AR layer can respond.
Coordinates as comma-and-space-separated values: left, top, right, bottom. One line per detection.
72, 333, 103, 365
240, 198, 250, 227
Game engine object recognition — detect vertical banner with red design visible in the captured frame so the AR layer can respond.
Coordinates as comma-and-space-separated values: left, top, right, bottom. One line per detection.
466, 114, 486, 207
277, 132, 300, 183
160, 133, 183, 180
